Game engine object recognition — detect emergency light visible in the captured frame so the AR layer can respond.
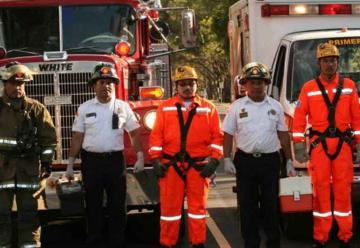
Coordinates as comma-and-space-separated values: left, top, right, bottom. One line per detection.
115, 41, 131, 57
262, 4, 360, 17
139, 86, 164, 100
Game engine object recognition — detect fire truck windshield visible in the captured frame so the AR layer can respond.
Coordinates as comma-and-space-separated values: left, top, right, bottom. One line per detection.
0, 4, 136, 57
289, 38, 360, 102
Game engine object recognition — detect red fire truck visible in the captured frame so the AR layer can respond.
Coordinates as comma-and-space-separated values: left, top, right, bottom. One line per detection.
0, 0, 196, 213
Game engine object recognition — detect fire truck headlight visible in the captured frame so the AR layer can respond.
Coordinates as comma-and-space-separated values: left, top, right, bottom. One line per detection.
143, 110, 157, 130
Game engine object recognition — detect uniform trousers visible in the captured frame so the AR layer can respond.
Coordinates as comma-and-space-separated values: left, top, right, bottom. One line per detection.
0, 188, 40, 247
309, 138, 353, 243
234, 150, 281, 248
81, 150, 126, 248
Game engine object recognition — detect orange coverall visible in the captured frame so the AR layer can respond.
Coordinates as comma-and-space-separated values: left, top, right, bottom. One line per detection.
292, 73, 360, 243
149, 95, 223, 246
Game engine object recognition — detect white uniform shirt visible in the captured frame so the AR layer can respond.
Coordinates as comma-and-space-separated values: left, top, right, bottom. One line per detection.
222, 96, 288, 153
72, 97, 140, 153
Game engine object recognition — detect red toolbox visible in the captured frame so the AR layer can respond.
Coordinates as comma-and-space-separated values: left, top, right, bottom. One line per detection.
279, 176, 313, 213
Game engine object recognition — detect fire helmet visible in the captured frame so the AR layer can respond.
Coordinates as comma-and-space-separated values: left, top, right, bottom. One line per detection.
238, 62, 271, 85
173, 65, 198, 83
88, 64, 119, 86
1, 62, 33, 83
316, 43, 340, 59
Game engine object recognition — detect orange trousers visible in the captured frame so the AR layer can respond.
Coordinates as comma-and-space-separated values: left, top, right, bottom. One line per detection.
159, 166, 209, 246
309, 137, 353, 243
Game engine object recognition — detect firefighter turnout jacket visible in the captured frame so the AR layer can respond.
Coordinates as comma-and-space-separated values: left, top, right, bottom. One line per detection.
0, 95, 57, 189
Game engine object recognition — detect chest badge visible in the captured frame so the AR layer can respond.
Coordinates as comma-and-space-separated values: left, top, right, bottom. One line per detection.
269, 109, 277, 115
239, 108, 248, 118
116, 107, 123, 114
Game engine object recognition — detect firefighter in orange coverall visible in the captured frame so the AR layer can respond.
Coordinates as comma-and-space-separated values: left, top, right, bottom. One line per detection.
292, 43, 360, 248
149, 66, 223, 248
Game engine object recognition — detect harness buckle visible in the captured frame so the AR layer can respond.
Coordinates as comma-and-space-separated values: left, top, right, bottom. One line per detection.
311, 140, 319, 148
328, 127, 337, 137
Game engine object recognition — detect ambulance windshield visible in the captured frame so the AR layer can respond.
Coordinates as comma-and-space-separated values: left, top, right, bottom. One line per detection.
289, 38, 360, 102
0, 4, 136, 57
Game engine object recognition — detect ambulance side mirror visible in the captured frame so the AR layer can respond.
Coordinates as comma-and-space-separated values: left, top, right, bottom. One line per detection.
181, 9, 197, 48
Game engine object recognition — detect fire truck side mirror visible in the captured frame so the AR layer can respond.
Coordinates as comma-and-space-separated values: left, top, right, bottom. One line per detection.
0, 47, 6, 59
181, 9, 197, 48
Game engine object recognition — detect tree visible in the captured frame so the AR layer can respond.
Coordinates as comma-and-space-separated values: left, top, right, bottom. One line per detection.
160, 0, 238, 102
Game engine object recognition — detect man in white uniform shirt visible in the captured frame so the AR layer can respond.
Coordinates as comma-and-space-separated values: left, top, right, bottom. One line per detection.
65, 64, 144, 248
222, 62, 294, 248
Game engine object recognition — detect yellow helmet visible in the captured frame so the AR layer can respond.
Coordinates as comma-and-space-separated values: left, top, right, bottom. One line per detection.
1, 62, 33, 82
238, 62, 271, 85
173, 65, 198, 83
316, 43, 340, 59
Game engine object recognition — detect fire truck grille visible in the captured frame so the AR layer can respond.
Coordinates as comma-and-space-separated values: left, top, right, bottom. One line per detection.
25, 72, 94, 163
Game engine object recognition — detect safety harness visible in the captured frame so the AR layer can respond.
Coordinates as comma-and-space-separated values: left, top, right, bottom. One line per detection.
162, 102, 206, 181
309, 76, 353, 160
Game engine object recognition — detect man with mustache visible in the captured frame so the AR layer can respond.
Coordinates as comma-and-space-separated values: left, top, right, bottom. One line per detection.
149, 65, 223, 248
222, 62, 293, 248
0, 62, 56, 248
292, 43, 360, 248
66, 64, 144, 247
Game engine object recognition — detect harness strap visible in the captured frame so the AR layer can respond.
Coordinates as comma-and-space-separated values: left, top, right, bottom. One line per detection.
310, 76, 352, 160
163, 103, 199, 181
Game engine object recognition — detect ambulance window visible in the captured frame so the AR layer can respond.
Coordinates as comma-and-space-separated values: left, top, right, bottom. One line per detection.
271, 45, 286, 101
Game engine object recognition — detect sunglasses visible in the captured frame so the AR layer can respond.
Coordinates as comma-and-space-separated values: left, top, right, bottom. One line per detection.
177, 81, 196, 87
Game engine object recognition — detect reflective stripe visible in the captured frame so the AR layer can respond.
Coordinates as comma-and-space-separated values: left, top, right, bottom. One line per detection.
149, 146, 162, 151
211, 144, 223, 152
308, 91, 325, 97
332, 88, 353, 95
196, 107, 211, 113
333, 210, 352, 217
0, 138, 17, 146
188, 213, 206, 219
163, 107, 186, 112
292, 132, 304, 138
353, 130, 360, 135
0, 183, 16, 189
42, 149, 53, 155
160, 215, 182, 221
17, 184, 40, 189
313, 211, 332, 217
19, 244, 39, 248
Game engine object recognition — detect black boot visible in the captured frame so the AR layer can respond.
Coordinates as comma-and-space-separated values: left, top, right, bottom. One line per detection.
312, 240, 326, 248
193, 244, 205, 248
339, 240, 352, 248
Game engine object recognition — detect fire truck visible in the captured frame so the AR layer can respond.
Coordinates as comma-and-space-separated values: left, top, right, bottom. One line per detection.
229, 0, 360, 238
0, 0, 196, 215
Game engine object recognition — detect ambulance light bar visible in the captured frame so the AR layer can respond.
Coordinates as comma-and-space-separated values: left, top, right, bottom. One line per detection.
262, 4, 360, 17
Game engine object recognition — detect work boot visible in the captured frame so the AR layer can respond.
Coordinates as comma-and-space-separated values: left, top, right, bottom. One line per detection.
339, 240, 352, 248
312, 240, 326, 248
193, 244, 205, 248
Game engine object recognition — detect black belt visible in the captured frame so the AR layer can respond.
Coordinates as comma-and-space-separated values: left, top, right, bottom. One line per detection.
237, 149, 278, 158
83, 150, 122, 158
